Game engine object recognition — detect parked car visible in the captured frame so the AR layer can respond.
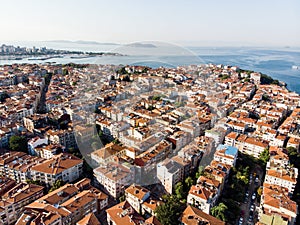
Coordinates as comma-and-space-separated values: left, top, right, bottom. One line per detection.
248, 214, 253, 222
252, 193, 256, 201
255, 175, 259, 184
250, 204, 255, 211
238, 217, 244, 225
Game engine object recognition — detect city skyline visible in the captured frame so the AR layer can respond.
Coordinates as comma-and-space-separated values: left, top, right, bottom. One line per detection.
1, 0, 300, 47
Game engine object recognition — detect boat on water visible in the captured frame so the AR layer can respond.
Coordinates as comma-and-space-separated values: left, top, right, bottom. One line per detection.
292, 65, 299, 70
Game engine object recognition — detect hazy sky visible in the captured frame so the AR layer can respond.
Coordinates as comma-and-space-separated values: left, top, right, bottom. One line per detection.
1, 0, 300, 46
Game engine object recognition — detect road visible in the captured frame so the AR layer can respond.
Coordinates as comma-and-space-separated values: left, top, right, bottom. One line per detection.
238, 167, 263, 225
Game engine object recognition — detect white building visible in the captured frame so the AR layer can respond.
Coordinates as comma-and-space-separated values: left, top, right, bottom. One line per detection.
94, 162, 133, 199
214, 144, 238, 167
28, 136, 48, 156
187, 183, 219, 214
157, 158, 183, 194
30, 153, 83, 186
125, 184, 151, 213
264, 165, 298, 194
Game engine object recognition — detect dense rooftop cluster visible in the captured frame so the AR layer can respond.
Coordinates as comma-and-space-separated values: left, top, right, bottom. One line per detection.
0, 63, 300, 225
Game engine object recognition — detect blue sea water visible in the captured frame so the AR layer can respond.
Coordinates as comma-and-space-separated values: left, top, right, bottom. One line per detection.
0, 41, 299, 93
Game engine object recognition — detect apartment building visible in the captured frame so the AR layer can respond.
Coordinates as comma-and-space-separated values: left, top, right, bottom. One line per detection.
16, 178, 108, 225
30, 153, 83, 186
0, 181, 44, 225
214, 144, 238, 167
94, 162, 133, 199
186, 182, 219, 215
157, 158, 183, 194
125, 184, 150, 213
259, 183, 297, 225
180, 205, 225, 225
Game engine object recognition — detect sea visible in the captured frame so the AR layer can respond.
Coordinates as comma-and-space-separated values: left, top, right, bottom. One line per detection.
1, 41, 300, 94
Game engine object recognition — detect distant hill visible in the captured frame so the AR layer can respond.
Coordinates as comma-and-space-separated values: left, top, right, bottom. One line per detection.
126, 43, 157, 48
47, 40, 119, 45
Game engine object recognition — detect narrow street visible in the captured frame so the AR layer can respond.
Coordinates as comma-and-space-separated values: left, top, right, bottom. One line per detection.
239, 167, 263, 225
37, 73, 52, 113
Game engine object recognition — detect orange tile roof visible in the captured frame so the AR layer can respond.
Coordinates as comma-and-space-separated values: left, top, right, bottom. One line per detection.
125, 185, 150, 201
106, 201, 144, 225
180, 205, 225, 225
31, 153, 83, 175
76, 212, 101, 225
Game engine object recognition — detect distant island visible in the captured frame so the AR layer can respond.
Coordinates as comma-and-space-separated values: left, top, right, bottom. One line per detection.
47, 40, 120, 45
0, 44, 122, 60
126, 43, 157, 48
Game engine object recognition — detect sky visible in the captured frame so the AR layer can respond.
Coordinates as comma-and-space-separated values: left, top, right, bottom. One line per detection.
0, 0, 300, 47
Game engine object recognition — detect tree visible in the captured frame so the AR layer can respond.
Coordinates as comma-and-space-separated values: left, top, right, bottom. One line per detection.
155, 195, 183, 225
175, 182, 184, 200
112, 139, 120, 144
236, 171, 249, 185
62, 68, 68, 76
117, 67, 128, 75
185, 177, 194, 189
119, 195, 126, 202
259, 148, 270, 165
211, 203, 228, 222
48, 179, 64, 193
257, 186, 263, 196
26, 179, 42, 186
287, 147, 300, 173
9, 136, 28, 153
235, 166, 249, 185
196, 166, 204, 179
0, 92, 9, 103
152, 95, 162, 101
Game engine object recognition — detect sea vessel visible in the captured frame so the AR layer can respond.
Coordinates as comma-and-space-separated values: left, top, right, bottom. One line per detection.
292, 65, 299, 70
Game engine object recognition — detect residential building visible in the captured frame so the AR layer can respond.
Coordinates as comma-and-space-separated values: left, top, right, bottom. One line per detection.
125, 184, 150, 213
91, 143, 126, 166
186, 183, 219, 214
0, 181, 44, 225
94, 162, 133, 198
30, 153, 83, 186
259, 183, 297, 225
157, 158, 183, 194
264, 166, 298, 194
0, 151, 46, 183
179, 205, 225, 225
76, 213, 101, 225
214, 144, 238, 167
27, 136, 48, 156
106, 201, 145, 225
16, 178, 108, 225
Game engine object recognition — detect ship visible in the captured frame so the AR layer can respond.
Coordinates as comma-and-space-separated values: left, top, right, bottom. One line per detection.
292, 65, 299, 70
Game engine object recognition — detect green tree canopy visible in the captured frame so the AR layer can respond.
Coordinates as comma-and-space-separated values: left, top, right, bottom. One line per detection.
9, 135, 28, 153
211, 202, 228, 222
175, 182, 184, 200
287, 146, 300, 168
185, 176, 194, 189
259, 148, 270, 165
48, 179, 64, 193
155, 195, 183, 225
26, 179, 43, 186
119, 195, 126, 202
196, 166, 204, 179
